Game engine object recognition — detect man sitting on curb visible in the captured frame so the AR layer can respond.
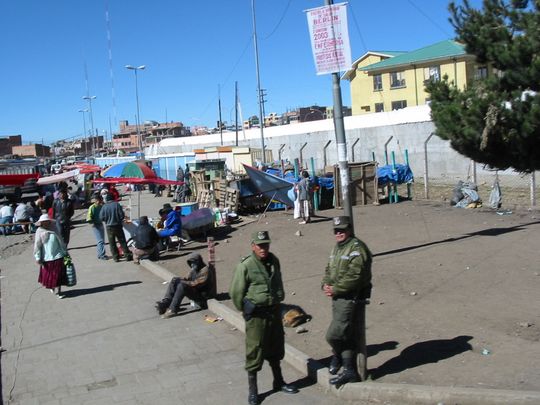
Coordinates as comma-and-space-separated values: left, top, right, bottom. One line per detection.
130, 216, 160, 264
155, 253, 215, 319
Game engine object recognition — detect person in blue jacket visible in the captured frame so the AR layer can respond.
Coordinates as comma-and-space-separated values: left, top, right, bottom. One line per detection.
157, 205, 182, 249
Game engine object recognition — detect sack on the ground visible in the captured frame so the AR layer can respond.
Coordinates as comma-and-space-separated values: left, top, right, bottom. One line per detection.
64, 255, 77, 287
281, 304, 312, 327
489, 179, 502, 209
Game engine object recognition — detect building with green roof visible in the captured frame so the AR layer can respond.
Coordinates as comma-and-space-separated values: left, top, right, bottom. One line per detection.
343, 40, 488, 116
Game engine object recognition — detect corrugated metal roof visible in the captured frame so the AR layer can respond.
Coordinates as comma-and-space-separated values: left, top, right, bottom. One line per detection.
360, 40, 467, 71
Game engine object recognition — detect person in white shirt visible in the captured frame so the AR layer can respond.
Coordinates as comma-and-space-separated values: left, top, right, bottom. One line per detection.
14, 201, 32, 233
0, 202, 14, 235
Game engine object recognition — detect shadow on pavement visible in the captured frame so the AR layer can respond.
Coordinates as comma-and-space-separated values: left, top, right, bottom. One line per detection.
369, 335, 473, 380
68, 244, 98, 251
374, 221, 540, 258
62, 281, 142, 298
367, 340, 399, 357
258, 375, 315, 403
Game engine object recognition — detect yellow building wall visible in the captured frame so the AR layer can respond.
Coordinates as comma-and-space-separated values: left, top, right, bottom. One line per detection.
349, 54, 391, 115
351, 58, 472, 115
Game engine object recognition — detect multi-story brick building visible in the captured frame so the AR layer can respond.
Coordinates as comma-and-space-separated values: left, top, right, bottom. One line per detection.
12, 144, 50, 158
113, 120, 190, 153
0, 135, 22, 156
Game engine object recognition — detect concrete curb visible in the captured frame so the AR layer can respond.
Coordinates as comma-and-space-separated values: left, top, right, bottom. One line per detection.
140, 260, 540, 405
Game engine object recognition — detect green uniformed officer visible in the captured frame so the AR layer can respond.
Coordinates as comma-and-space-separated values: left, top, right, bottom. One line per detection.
230, 231, 298, 405
322, 216, 372, 386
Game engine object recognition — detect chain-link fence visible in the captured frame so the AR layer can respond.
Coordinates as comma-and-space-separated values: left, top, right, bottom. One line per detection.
413, 160, 538, 209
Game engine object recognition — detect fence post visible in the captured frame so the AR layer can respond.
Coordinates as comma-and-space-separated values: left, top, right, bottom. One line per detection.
424, 132, 434, 199
299, 142, 308, 170
384, 136, 394, 201
531, 171, 537, 207
310, 157, 319, 211
391, 151, 398, 203
471, 160, 477, 185
405, 149, 411, 199
323, 140, 332, 168
351, 138, 360, 162
384, 136, 393, 165
278, 143, 286, 162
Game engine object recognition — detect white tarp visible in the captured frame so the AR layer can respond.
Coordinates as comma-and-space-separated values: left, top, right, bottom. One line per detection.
37, 169, 80, 185
306, 2, 352, 75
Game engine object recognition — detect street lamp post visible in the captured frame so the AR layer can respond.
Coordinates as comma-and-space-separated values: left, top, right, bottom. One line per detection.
82, 95, 96, 157
78, 108, 89, 156
125, 65, 145, 155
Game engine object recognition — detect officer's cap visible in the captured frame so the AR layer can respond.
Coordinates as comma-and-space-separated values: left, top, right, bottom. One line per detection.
251, 230, 271, 245
332, 216, 351, 230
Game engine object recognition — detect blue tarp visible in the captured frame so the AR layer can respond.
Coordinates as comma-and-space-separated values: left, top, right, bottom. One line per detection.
377, 164, 414, 186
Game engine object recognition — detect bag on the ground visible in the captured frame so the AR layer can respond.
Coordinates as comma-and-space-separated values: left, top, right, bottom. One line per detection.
64, 255, 77, 287
489, 179, 502, 209
280, 304, 312, 327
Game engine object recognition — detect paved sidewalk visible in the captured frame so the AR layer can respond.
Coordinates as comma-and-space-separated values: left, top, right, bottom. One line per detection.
0, 209, 350, 404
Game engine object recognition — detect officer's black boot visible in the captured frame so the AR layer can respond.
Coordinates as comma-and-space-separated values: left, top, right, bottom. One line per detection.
328, 352, 342, 375
270, 361, 299, 394
247, 371, 259, 405
329, 357, 360, 387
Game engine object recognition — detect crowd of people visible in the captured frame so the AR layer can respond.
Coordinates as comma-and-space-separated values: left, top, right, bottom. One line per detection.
12, 162, 373, 405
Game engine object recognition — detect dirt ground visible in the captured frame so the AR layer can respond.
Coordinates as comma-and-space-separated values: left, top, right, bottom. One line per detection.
158, 198, 540, 393
4, 192, 539, 393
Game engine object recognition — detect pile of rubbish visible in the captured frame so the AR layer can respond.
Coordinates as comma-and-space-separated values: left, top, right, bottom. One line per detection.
451, 181, 482, 208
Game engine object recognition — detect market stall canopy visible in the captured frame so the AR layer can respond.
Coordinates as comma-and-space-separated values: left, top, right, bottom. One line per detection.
242, 164, 295, 207
0, 173, 39, 186
92, 177, 182, 185
37, 169, 81, 185
62, 163, 101, 174
102, 161, 156, 179
99, 160, 183, 186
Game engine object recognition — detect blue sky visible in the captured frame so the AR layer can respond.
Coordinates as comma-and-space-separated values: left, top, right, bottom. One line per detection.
0, 0, 481, 144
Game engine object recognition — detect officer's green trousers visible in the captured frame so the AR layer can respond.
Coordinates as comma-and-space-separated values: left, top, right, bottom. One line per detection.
245, 308, 285, 372
326, 297, 358, 359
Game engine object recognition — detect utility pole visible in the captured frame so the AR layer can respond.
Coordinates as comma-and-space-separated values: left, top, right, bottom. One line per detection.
251, 0, 266, 163
218, 84, 223, 146
235, 81, 239, 146
325, 0, 353, 232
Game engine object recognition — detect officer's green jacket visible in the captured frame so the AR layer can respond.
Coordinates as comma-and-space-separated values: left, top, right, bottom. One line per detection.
322, 236, 372, 297
230, 252, 285, 311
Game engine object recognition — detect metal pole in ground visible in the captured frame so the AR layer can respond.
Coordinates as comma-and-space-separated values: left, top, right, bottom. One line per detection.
324, 0, 353, 233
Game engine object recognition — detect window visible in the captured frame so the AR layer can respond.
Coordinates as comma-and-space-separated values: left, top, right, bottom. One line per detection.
391, 100, 407, 110
475, 66, 488, 79
375, 103, 384, 113
361, 105, 371, 112
423, 66, 441, 83
390, 71, 406, 88
373, 74, 383, 91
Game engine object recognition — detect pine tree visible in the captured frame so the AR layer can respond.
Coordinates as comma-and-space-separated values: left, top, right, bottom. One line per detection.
427, 0, 540, 172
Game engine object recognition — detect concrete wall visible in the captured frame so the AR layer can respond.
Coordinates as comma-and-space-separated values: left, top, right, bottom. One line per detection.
146, 105, 531, 185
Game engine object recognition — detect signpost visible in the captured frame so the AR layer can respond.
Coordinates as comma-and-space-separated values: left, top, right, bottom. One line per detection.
306, 1, 366, 381
305, 1, 354, 233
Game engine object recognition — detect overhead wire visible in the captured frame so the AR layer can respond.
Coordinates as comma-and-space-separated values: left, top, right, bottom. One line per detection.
347, 2, 368, 54
261, 0, 293, 40
406, 0, 451, 37
196, 35, 253, 123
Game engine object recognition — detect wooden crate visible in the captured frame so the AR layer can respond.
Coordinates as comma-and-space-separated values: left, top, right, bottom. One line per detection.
334, 162, 379, 207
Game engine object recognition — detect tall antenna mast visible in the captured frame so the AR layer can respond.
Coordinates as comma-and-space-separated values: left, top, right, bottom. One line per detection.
105, 0, 118, 127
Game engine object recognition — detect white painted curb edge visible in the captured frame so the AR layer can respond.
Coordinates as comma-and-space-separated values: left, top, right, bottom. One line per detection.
141, 260, 540, 405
